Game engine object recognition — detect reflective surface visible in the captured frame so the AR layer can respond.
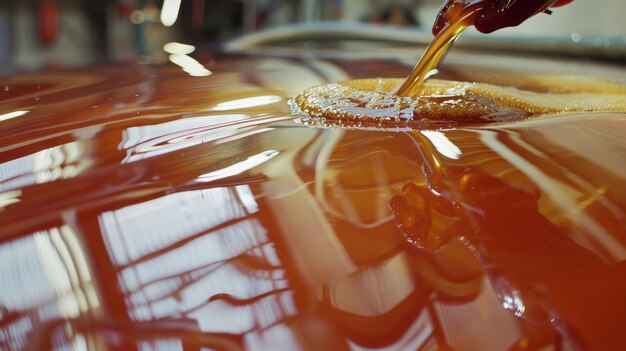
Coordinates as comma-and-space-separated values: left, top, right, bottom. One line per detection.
1, 55, 626, 350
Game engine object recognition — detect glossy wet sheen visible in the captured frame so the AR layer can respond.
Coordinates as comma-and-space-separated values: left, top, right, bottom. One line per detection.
1, 56, 626, 350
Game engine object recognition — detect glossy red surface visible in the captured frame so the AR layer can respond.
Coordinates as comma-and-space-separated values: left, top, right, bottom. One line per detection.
1, 54, 626, 350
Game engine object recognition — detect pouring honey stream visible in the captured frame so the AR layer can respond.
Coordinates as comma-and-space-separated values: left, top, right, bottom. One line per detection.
396, 0, 484, 96
291, 0, 626, 128
398, 0, 575, 96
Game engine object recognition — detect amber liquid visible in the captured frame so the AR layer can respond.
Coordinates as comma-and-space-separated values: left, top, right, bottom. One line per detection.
293, 0, 626, 127
397, 1, 482, 96
1, 55, 626, 349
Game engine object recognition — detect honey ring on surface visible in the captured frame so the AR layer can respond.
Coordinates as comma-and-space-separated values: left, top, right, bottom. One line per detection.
291, 78, 626, 130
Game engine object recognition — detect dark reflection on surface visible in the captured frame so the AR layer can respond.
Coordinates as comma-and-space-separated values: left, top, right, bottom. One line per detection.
1, 59, 626, 350
285, 129, 527, 350
281, 123, 626, 350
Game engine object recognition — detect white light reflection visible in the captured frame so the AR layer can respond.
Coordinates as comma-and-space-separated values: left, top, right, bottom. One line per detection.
434, 279, 525, 350
71, 334, 89, 351
501, 291, 526, 317
174, 262, 291, 333
59, 222, 101, 310
160, 0, 181, 27
0, 141, 89, 193
196, 150, 279, 183
98, 185, 296, 338
33, 229, 80, 319
169, 54, 212, 77
119, 114, 272, 163
121, 114, 248, 149
99, 186, 259, 266
0, 110, 29, 122
212, 96, 283, 111
163, 42, 195, 55
0, 314, 32, 350
0, 236, 53, 310
421, 131, 462, 159
330, 253, 415, 317
0, 226, 100, 350
0, 190, 22, 209
425, 68, 439, 80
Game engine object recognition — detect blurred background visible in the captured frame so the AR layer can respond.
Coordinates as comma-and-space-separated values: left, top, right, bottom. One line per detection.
0, 0, 625, 76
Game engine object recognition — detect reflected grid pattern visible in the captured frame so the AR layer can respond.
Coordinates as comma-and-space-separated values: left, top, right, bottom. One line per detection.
99, 185, 299, 349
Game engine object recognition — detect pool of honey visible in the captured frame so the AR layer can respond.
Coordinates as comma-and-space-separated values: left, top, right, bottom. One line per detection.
1, 56, 626, 350
292, 76, 626, 129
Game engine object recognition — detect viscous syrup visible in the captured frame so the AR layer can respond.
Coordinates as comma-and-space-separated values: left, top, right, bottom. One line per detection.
0, 43, 626, 351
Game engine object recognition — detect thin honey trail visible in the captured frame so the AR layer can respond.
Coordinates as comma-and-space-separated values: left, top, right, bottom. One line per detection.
396, 5, 479, 96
